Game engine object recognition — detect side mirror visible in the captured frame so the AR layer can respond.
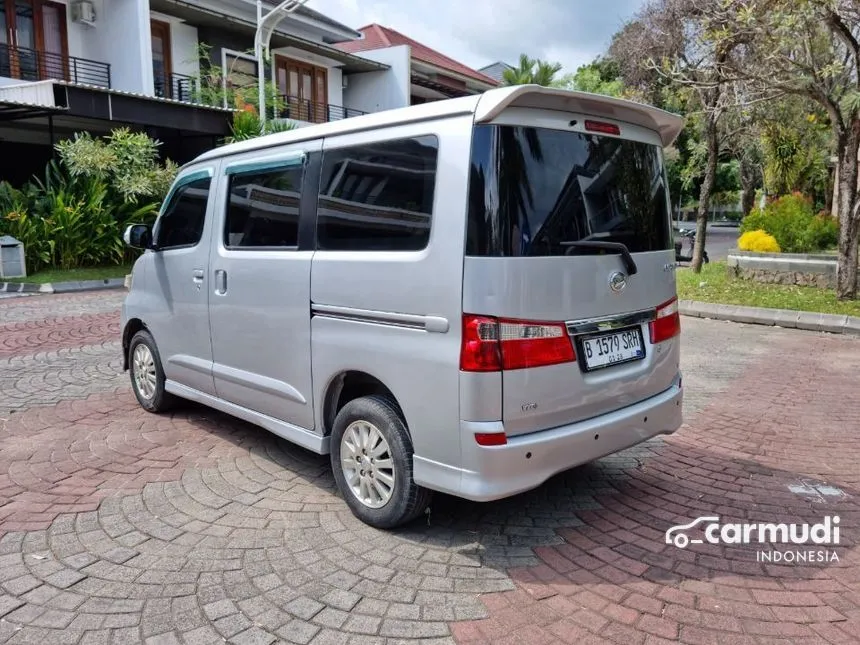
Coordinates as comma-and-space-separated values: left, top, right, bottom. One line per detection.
123, 224, 152, 250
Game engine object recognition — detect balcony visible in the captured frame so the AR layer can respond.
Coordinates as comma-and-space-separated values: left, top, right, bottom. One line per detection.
278, 96, 366, 123
153, 71, 199, 103
0, 44, 111, 88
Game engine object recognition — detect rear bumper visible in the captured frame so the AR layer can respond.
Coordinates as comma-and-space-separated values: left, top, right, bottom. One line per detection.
413, 376, 682, 502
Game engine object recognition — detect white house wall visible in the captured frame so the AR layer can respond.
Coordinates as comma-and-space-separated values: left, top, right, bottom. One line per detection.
343, 45, 411, 114
327, 67, 343, 108
150, 11, 200, 79
108, 0, 154, 94
63, 0, 153, 94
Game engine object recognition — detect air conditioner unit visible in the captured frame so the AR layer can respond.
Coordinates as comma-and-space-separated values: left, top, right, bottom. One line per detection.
72, 1, 97, 27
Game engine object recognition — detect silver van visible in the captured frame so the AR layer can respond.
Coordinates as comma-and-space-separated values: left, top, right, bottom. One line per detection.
121, 85, 685, 528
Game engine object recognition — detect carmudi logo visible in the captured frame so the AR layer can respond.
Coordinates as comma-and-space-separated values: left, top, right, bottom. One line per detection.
665, 516, 841, 564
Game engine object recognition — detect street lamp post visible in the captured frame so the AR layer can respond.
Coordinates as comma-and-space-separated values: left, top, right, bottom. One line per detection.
255, 0, 311, 130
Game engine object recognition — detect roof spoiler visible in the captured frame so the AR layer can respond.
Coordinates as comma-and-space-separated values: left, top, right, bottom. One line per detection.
474, 85, 686, 148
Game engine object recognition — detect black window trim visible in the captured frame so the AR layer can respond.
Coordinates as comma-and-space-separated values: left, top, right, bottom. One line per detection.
314, 133, 440, 253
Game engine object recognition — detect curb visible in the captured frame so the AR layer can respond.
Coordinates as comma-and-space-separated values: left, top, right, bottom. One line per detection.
0, 277, 127, 295
680, 299, 860, 336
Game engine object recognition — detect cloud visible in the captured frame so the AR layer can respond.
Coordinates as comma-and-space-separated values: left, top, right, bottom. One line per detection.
307, 0, 644, 73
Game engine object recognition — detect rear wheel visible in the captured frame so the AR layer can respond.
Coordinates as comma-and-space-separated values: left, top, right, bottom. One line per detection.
128, 330, 175, 413
330, 395, 431, 529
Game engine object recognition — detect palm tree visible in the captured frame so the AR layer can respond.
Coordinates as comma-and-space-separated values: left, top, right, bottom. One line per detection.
502, 53, 563, 87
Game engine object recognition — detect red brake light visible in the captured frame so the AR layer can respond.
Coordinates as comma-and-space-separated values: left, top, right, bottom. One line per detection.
475, 432, 507, 446
584, 120, 621, 136
460, 315, 575, 372
649, 297, 680, 344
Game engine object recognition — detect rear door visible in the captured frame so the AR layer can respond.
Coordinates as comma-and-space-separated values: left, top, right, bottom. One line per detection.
462, 108, 680, 437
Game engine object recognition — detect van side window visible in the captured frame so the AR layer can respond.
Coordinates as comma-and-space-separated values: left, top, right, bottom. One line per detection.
225, 164, 303, 248
316, 136, 438, 251
155, 177, 211, 250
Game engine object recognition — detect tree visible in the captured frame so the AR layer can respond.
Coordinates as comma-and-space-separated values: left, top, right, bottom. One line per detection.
502, 53, 563, 86
730, 0, 860, 298
612, 0, 747, 272
728, 130, 764, 217
553, 57, 625, 97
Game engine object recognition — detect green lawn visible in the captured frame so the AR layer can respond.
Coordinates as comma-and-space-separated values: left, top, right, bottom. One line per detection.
677, 262, 860, 317
3, 265, 131, 284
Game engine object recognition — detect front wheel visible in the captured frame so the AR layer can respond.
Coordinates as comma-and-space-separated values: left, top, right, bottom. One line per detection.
128, 329, 175, 413
330, 395, 432, 529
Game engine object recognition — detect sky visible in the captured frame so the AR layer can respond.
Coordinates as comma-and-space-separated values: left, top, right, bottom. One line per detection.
307, 0, 646, 75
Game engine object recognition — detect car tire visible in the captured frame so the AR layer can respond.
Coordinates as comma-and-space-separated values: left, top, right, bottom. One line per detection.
330, 395, 432, 529
128, 329, 176, 413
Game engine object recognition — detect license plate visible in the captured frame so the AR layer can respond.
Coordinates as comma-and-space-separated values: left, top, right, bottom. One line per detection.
579, 327, 645, 371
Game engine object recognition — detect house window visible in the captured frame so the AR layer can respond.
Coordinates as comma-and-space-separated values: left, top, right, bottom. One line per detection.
150, 19, 172, 99
275, 55, 328, 123
224, 51, 257, 90
0, 0, 69, 83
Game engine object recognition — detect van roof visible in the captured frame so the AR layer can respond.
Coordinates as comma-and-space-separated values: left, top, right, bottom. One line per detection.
192, 85, 685, 166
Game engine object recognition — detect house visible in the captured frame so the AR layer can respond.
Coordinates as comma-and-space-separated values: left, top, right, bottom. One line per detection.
334, 23, 498, 114
478, 61, 514, 84
0, 0, 389, 184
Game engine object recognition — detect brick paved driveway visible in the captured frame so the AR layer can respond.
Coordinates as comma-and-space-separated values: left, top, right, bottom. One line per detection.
1, 291, 859, 645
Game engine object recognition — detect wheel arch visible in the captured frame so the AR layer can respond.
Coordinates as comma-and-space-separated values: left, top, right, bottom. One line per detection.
122, 318, 148, 371
322, 370, 404, 437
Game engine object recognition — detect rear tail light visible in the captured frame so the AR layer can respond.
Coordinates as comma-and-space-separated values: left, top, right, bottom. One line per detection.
650, 297, 681, 344
584, 120, 621, 136
460, 315, 575, 372
460, 315, 502, 372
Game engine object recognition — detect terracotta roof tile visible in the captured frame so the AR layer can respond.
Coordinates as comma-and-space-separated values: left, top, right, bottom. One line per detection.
335, 24, 499, 86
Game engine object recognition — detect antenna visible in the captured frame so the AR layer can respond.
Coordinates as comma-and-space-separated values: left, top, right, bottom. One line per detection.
255, 0, 312, 129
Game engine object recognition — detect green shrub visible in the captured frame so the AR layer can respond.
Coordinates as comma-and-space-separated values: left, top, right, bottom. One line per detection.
222, 109, 299, 144
740, 193, 836, 253
2, 207, 52, 273
807, 212, 839, 250
0, 129, 178, 274
55, 128, 176, 205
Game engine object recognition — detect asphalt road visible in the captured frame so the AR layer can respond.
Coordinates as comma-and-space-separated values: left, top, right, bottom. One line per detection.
675, 223, 739, 263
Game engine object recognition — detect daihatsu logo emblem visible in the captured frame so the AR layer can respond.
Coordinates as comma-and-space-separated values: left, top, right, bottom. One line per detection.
608, 271, 627, 293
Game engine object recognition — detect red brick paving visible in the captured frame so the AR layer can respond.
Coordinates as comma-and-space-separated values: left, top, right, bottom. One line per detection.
2, 292, 860, 643
0, 390, 261, 533
0, 311, 120, 358
453, 330, 860, 644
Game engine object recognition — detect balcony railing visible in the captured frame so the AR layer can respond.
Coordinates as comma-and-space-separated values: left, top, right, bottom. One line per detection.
0, 43, 111, 88
153, 71, 198, 103
278, 95, 366, 123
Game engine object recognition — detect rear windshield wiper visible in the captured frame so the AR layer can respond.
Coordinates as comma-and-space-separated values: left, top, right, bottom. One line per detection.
560, 241, 638, 275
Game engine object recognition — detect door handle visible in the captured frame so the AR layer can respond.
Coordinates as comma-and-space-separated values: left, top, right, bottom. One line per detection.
214, 269, 227, 295
192, 269, 204, 282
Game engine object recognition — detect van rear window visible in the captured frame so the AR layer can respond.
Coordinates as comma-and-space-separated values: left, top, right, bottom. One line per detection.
466, 125, 673, 257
